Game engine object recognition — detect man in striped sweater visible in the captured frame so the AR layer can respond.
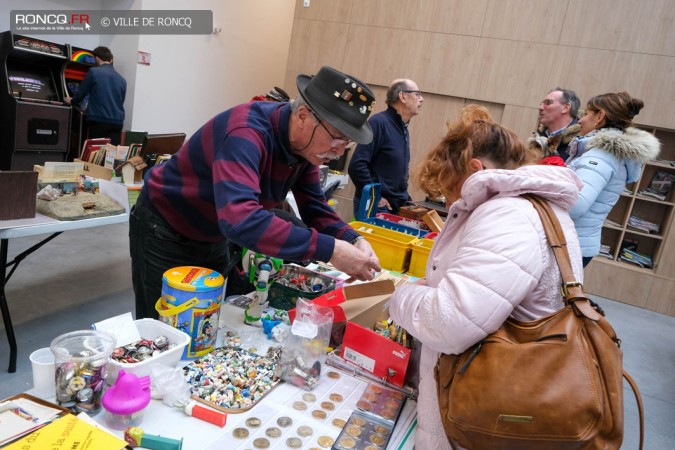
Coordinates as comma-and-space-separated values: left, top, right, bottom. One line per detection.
130, 67, 381, 320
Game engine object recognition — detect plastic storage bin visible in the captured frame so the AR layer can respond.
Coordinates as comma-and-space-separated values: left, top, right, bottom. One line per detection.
268, 265, 340, 310
363, 217, 429, 238
350, 221, 417, 272
375, 212, 429, 230
106, 319, 190, 384
408, 237, 436, 278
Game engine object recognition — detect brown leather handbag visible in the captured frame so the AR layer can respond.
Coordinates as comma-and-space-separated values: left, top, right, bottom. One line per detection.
435, 195, 644, 450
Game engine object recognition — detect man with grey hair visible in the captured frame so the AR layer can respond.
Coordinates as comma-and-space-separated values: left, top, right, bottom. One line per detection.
349, 79, 423, 216
536, 87, 581, 161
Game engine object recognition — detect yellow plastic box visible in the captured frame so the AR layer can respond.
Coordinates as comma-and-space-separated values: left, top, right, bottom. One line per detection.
408, 237, 435, 278
350, 221, 416, 272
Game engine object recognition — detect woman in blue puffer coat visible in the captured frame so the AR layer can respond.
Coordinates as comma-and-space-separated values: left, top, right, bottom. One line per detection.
566, 92, 661, 267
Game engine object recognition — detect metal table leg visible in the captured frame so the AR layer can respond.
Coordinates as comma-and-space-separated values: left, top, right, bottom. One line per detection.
1, 233, 62, 372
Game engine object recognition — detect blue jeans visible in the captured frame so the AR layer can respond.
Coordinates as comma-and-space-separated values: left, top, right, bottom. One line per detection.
129, 200, 235, 319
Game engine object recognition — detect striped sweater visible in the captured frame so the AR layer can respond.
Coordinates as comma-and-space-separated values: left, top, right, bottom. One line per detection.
140, 101, 358, 263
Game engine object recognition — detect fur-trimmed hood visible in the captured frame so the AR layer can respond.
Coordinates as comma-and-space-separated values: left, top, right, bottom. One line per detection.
585, 127, 661, 162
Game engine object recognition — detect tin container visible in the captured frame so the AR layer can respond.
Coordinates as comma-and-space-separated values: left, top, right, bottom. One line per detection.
155, 266, 224, 359
50, 329, 116, 415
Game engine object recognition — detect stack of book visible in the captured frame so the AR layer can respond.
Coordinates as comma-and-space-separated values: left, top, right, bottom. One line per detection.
598, 244, 613, 259
627, 215, 660, 234
619, 248, 654, 268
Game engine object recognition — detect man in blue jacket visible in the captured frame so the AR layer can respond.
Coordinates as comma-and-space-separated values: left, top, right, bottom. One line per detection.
348, 79, 423, 216
66, 46, 126, 145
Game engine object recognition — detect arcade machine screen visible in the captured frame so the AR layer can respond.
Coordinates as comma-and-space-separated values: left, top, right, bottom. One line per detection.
65, 79, 88, 109
64, 48, 95, 110
7, 61, 58, 102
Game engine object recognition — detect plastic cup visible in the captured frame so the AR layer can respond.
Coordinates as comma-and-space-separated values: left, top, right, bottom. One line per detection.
29, 347, 56, 399
50, 330, 116, 415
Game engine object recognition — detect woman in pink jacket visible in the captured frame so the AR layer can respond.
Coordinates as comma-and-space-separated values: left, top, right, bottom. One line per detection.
389, 105, 584, 449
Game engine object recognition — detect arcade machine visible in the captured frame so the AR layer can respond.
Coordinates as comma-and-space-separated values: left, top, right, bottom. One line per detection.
62, 46, 96, 161
0, 31, 71, 171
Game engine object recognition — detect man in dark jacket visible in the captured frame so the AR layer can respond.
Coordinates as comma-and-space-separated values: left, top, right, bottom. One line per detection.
66, 46, 126, 145
536, 87, 580, 161
348, 79, 423, 216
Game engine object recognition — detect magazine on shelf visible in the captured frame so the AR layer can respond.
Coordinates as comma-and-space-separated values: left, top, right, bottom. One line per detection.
627, 215, 660, 234
638, 170, 675, 201
619, 248, 653, 268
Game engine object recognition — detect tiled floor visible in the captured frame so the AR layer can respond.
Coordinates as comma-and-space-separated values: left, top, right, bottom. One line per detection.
0, 223, 673, 448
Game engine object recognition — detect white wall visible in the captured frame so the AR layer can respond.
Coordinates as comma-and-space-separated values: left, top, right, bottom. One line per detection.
131, 0, 295, 137
0, 0, 296, 138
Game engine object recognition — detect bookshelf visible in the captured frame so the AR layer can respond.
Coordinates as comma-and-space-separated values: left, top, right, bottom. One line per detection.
585, 127, 675, 316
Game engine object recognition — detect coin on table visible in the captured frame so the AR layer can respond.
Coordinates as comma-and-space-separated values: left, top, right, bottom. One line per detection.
317, 435, 334, 448
320, 401, 335, 411
374, 424, 391, 435
331, 418, 346, 428
297, 425, 314, 437
327, 371, 340, 379
370, 434, 386, 446
345, 425, 362, 437
356, 400, 372, 410
277, 416, 293, 428
286, 437, 303, 448
351, 416, 366, 427
329, 392, 343, 402
253, 437, 270, 449
292, 400, 308, 411
364, 393, 378, 402
311, 409, 327, 420
338, 436, 356, 449
245, 417, 262, 428
233, 427, 249, 439
265, 426, 281, 438
384, 399, 400, 409
302, 392, 317, 402
381, 408, 397, 420
367, 385, 383, 394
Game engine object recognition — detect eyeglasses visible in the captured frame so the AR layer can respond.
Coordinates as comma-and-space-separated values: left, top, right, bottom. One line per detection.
310, 111, 352, 148
540, 99, 561, 106
402, 90, 422, 97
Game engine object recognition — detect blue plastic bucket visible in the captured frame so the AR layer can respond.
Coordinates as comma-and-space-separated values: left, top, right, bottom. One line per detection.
155, 266, 224, 359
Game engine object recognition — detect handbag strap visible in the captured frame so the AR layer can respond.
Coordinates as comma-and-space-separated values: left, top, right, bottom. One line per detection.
522, 194, 601, 320
523, 194, 644, 450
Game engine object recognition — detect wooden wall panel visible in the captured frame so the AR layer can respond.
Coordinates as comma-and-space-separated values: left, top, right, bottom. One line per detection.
342, 25, 480, 98
349, 0, 488, 35
646, 278, 675, 316
285, 19, 351, 75
554, 47, 675, 129
502, 105, 539, 142
561, 0, 675, 57
294, 0, 353, 22
482, 0, 568, 44
468, 39, 562, 106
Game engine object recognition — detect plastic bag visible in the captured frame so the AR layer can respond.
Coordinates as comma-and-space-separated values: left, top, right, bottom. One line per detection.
275, 298, 334, 390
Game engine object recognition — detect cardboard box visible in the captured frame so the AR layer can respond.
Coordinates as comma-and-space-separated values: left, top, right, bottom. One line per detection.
288, 279, 414, 384
0, 171, 38, 220
289, 279, 395, 326
341, 321, 411, 387
74, 158, 114, 180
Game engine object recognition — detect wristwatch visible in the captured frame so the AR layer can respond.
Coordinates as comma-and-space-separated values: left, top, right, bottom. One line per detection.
350, 235, 365, 245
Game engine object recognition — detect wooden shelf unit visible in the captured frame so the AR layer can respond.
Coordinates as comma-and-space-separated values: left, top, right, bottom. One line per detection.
585, 127, 675, 316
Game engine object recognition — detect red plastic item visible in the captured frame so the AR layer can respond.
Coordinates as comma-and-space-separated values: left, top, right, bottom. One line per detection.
185, 400, 227, 427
